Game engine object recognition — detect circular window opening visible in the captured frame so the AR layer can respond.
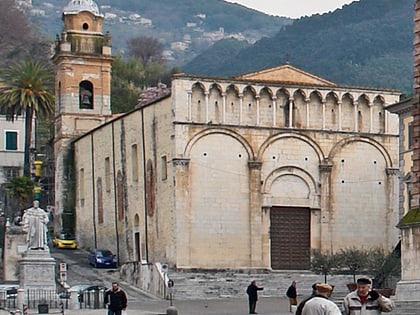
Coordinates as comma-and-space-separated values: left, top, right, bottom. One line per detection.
83, 23, 89, 30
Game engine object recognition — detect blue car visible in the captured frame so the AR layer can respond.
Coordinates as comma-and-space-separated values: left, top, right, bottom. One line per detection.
88, 249, 117, 268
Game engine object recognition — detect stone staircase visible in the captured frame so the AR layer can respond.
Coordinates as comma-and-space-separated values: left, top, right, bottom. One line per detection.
166, 269, 354, 300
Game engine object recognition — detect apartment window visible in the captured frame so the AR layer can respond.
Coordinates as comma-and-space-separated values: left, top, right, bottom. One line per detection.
161, 155, 167, 180
5, 131, 18, 150
3, 167, 20, 180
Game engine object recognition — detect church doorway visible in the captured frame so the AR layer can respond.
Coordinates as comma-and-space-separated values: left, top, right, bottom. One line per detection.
270, 206, 310, 270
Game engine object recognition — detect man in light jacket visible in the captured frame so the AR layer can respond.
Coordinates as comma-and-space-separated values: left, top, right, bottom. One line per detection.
301, 283, 341, 315
342, 278, 394, 315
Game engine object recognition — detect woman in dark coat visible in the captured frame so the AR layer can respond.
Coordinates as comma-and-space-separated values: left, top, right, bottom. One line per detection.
246, 280, 264, 314
286, 281, 298, 313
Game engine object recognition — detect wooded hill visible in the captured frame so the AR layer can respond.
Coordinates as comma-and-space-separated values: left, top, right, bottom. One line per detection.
183, 0, 415, 94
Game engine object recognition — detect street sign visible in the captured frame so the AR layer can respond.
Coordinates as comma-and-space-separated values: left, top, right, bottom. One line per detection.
60, 271, 67, 282
59, 263, 67, 271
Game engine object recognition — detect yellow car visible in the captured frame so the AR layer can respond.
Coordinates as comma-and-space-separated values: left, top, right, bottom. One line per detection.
52, 232, 77, 249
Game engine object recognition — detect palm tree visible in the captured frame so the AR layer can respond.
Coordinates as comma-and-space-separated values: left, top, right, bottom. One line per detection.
0, 60, 55, 176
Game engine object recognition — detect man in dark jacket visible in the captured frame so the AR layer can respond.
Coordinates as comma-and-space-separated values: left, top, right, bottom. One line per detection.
246, 280, 263, 314
104, 282, 127, 315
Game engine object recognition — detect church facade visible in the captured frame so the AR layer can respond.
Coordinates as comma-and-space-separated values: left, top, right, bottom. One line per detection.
72, 65, 401, 270
54, 0, 402, 271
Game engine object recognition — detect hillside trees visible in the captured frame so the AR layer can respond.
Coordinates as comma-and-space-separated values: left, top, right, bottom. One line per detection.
0, 0, 51, 65
111, 36, 179, 113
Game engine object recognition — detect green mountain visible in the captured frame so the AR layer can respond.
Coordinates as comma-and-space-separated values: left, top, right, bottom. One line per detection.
28, 0, 290, 66
183, 0, 415, 94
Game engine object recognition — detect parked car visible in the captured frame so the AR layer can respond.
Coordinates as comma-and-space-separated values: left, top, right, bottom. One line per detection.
52, 232, 77, 249
88, 249, 117, 268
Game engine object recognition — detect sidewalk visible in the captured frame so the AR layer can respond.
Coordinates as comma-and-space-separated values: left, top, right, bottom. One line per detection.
63, 297, 297, 315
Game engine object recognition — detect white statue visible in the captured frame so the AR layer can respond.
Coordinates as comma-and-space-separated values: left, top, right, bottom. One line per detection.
22, 200, 49, 250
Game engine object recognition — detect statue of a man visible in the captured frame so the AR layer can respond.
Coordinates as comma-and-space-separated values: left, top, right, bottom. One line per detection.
22, 200, 49, 250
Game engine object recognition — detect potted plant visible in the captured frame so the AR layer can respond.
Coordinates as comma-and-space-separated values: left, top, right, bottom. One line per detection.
336, 247, 368, 292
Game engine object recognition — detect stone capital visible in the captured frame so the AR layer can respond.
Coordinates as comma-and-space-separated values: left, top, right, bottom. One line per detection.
248, 161, 262, 170
172, 158, 190, 168
319, 163, 333, 173
386, 168, 400, 176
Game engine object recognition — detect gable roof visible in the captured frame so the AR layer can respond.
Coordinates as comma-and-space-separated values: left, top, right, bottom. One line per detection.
234, 64, 337, 87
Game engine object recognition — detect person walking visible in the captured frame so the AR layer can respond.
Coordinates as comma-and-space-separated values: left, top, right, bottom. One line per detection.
342, 278, 394, 315
246, 280, 264, 314
286, 281, 298, 313
105, 282, 128, 315
301, 283, 341, 315
295, 283, 319, 315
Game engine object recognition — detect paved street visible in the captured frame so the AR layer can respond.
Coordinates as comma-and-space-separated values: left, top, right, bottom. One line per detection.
50, 248, 302, 314
61, 296, 295, 315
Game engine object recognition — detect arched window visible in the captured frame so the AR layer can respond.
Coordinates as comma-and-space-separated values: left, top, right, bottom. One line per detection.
79, 80, 93, 109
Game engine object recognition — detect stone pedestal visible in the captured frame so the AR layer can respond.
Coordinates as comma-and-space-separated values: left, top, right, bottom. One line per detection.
19, 249, 56, 291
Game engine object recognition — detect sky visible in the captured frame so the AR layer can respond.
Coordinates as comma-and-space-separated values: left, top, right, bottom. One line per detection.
224, 0, 359, 19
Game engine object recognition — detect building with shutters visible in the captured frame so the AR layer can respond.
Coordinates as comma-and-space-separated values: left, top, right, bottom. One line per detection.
54, 0, 403, 271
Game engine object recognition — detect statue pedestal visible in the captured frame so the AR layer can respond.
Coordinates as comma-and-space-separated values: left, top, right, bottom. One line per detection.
19, 249, 56, 291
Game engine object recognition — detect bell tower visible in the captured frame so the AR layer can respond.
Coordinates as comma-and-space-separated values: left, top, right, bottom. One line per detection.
52, 0, 113, 233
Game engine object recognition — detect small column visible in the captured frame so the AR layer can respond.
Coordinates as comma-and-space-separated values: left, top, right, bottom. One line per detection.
272, 96, 277, 127
337, 101, 342, 131
288, 98, 293, 127
222, 92, 227, 123
248, 161, 264, 267
322, 101, 326, 130
354, 100, 359, 132
239, 93, 244, 124
306, 98, 310, 128
256, 95, 260, 126
369, 101, 373, 133
204, 91, 209, 123
187, 91, 192, 121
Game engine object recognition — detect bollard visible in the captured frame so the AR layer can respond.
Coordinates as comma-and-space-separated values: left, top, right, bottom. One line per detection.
166, 305, 178, 315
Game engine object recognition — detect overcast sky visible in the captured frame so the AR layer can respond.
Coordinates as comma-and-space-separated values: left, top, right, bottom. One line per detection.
224, 0, 359, 18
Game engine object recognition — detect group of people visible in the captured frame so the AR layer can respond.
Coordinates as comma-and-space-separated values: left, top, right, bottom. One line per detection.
247, 277, 394, 315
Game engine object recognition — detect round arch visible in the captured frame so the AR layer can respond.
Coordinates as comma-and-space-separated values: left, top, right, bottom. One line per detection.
328, 136, 393, 168
184, 128, 255, 160
257, 132, 325, 163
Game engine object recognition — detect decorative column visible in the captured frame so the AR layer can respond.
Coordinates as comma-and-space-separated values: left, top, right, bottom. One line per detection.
354, 100, 359, 132
248, 161, 264, 267
187, 90, 192, 121
172, 158, 191, 266
338, 101, 342, 131
272, 96, 277, 127
288, 97, 293, 127
239, 93, 244, 124
385, 167, 400, 247
204, 91, 209, 123
256, 95, 260, 126
319, 162, 333, 252
306, 98, 310, 128
222, 92, 227, 123
322, 101, 326, 130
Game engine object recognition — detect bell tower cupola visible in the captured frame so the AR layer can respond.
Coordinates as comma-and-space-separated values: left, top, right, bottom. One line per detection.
52, 0, 114, 233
